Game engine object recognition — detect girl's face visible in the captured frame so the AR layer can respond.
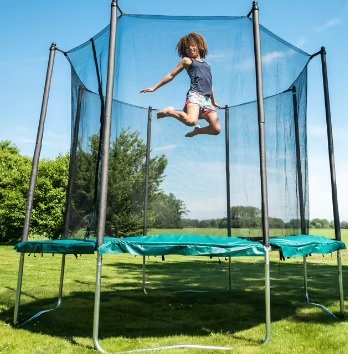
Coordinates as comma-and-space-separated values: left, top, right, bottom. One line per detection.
185, 42, 200, 59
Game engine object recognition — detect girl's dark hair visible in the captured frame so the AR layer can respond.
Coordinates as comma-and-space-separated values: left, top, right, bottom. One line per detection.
176, 32, 208, 58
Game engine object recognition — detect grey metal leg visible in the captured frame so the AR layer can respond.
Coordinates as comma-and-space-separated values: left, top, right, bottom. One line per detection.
303, 256, 337, 318
142, 256, 148, 294
93, 253, 107, 353
16, 254, 66, 326
13, 253, 25, 325
263, 247, 271, 344
337, 250, 344, 316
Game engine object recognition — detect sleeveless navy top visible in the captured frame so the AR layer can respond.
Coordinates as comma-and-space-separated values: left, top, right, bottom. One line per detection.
186, 59, 213, 97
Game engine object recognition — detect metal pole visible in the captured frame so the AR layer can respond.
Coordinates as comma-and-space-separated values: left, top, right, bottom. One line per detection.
303, 256, 338, 318
13, 253, 25, 324
252, 2, 270, 247
292, 87, 306, 234
93, 253, 107, 354
224, 106, 232, 237
14, 43, 57, 326
320, 47, 341, 241
264, 247, 271, 344
95, 1, 117, 247
337, 250, 344, 315
142, 107, 152, 294
143, 107, 152, 236
22, 43, 57, 242
224, 106, 232, 291
303, 256, 309, 301
64, 86, 83, 238
252, 2, 271, 344
93, 1, 118, 352
320, 47, 344, 315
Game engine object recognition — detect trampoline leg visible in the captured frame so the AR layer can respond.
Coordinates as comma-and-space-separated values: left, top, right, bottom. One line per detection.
17, 254, 66, 326
142, 256, 148, 294
263, 247, 271, 344
93, 253, 107, 354
303, 256, 309, 300
337, 250, 344, 316
303, 256, 337, 318
56, 254, 66, 308
14, 253, 25, 325
228, 258, 232, 291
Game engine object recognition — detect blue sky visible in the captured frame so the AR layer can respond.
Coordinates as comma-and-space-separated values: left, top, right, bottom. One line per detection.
0, 0, 347, 221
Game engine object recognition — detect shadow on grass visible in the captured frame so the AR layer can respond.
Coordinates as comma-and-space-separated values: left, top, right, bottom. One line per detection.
0, 258, 345, 343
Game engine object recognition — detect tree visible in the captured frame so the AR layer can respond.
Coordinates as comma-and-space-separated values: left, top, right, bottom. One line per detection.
230, 205, 261, 228
310, 218, 330, 229
150, 192, 188, 229
68, 130, 170, 237
0, 142, 31, 242
268, 217, 285, 228
341, 221, 348, 229
0, 141, 69, 242
31, 155, 69, 238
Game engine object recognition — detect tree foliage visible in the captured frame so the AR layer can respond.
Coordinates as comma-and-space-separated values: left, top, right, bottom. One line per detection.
68, 130, 180, 237
150, 192, 188, 229
0, 142, 31, 242
31, 155, 70, 238
0, 141, 69, 242
107, 130, 168, 236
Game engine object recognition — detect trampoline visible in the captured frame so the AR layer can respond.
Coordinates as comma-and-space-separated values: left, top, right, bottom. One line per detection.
14, 1, 345, 353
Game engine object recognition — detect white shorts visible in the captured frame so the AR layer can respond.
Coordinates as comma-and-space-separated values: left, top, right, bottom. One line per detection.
184, 91, 216, 118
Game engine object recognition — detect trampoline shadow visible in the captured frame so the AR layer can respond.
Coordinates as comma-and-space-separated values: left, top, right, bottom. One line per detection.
1, 259, 345, 346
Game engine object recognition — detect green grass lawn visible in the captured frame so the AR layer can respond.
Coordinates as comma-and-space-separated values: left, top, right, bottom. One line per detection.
1, 229, 348, 353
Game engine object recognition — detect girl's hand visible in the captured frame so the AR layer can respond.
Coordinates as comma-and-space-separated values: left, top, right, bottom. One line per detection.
213, 102, 221, 109
140, 87, 156, 93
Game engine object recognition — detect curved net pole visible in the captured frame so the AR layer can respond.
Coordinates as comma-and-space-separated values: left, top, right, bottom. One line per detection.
93, 1, 118, 353
14, 43, 57, 326
320, 47, 344, 316
251, 1, 271, 344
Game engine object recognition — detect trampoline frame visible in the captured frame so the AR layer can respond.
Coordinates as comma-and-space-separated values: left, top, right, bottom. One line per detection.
13, 1, 344, 353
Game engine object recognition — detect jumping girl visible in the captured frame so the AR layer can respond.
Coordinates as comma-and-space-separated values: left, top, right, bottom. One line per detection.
140, 32, 221, 137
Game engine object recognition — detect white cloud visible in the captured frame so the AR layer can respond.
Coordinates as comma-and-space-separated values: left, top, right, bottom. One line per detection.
262, 50, 289, 65
308, 125, 326, 138
315, 18, 342, 32
152, 144, 180, 153
237, 50, 293, 71
294, 36, 307, 49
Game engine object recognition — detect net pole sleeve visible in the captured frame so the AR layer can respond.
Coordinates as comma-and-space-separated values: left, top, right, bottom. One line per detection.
224, 106, 232, 237
292, 87, 306, 234
63, 86, 83, 238
143, 107, 152, 236
252, 2, 270, 247
22, 43, 57, 242
96, 1, 118, 247
320, 47, 341, 241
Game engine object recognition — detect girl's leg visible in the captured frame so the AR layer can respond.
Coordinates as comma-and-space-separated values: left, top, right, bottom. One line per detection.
185, 110, 221, 137
157, 104, 200, 126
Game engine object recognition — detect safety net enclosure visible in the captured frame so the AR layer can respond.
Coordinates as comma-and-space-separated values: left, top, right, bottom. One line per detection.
65, 14, 311, 239
14, 2, 345, 352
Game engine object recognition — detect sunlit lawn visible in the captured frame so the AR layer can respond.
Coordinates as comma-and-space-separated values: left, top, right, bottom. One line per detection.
0, 229, 348, 353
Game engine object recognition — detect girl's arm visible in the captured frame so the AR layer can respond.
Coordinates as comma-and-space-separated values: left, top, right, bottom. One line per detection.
140, 57, 191, 93
211, 89, 221, 108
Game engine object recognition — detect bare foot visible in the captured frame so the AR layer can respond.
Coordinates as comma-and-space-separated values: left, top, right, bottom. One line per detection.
185, 125, 200, 138
157, 106, 174, 119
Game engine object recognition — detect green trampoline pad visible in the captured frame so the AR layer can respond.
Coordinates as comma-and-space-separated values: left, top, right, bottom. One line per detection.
100, 235, 266, 257
270, 235, 346, 258
15, 239, 97, 254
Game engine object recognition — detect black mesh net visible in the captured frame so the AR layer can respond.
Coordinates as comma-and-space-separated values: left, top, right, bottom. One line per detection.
65, 14, 310, 239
